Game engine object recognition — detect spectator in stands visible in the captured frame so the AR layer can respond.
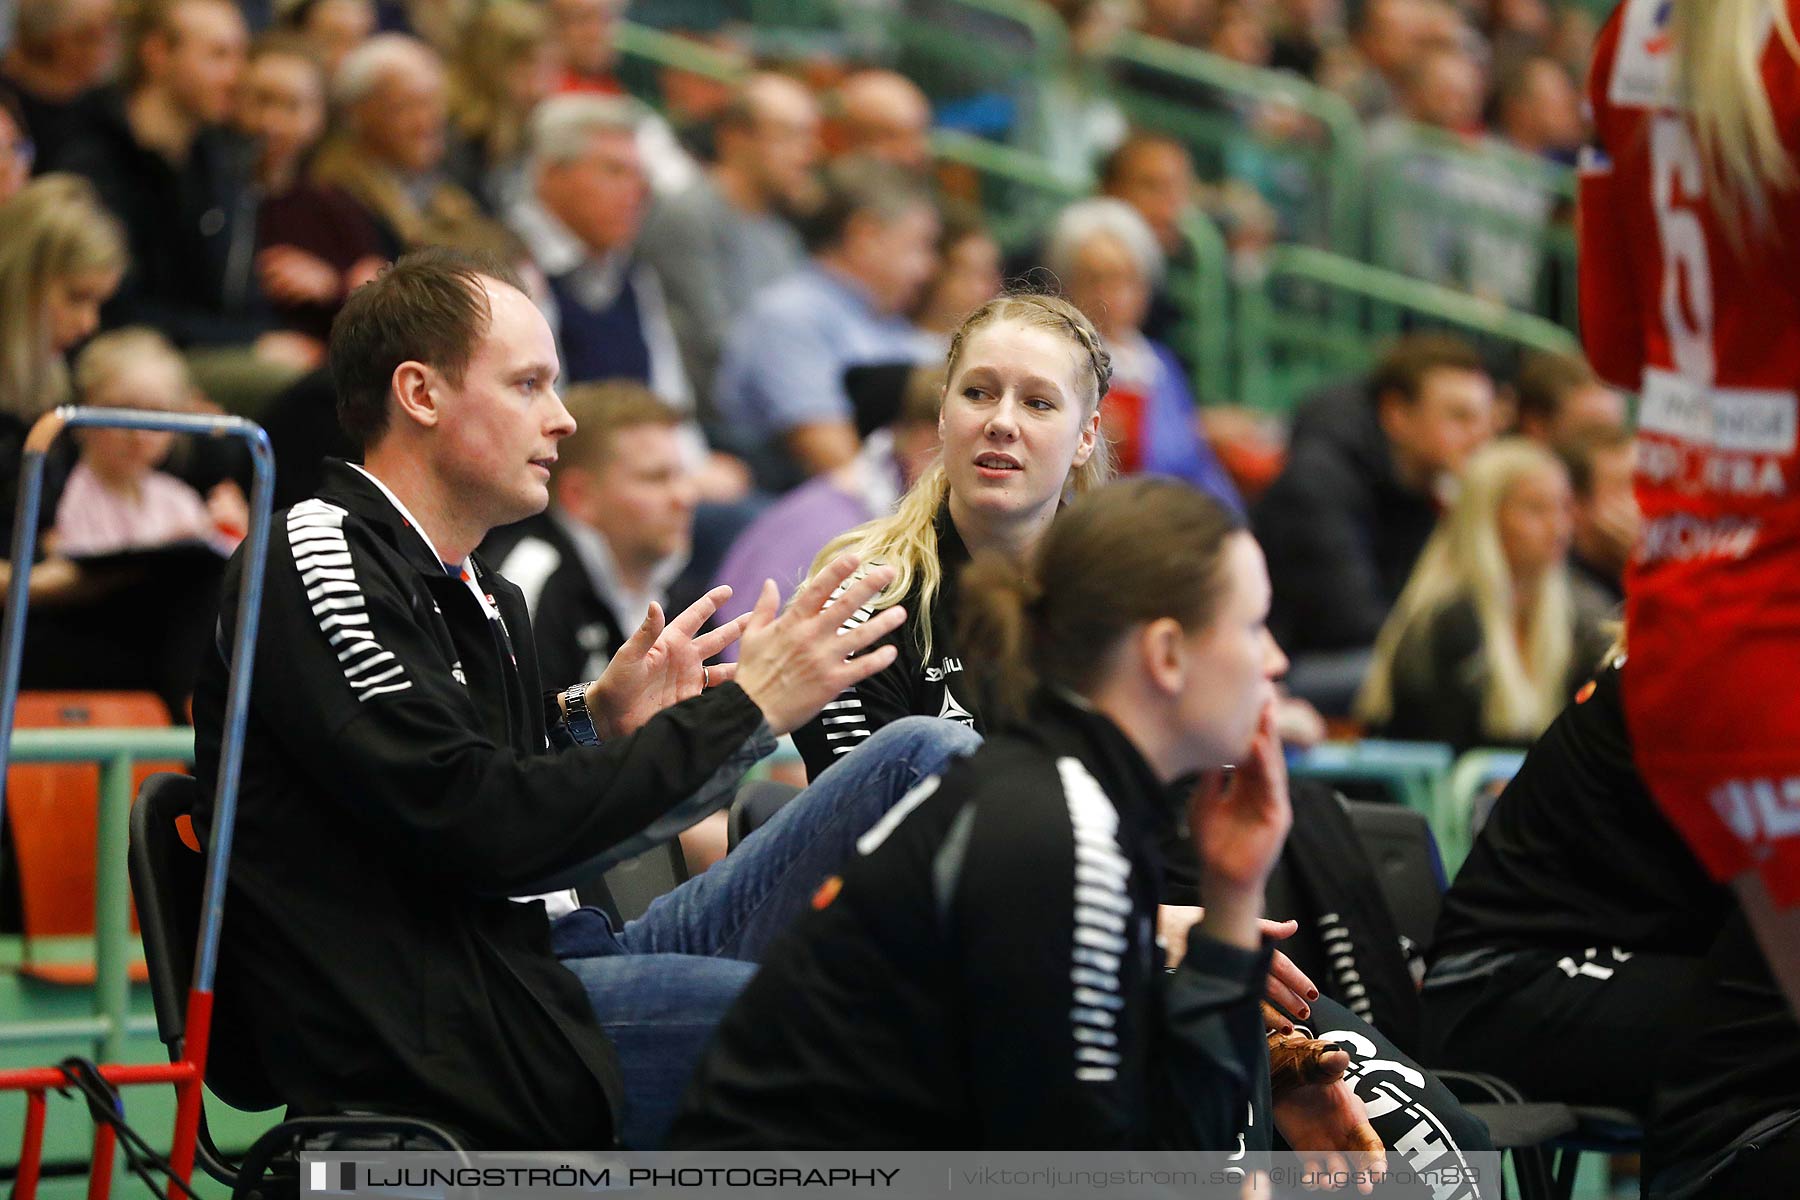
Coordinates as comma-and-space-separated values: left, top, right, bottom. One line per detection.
1393, 42, 1485, 137
487, 383, 695, 696
710, 365, 945, 661
1269, 0, 1338, 78
55, 328, 245, 557
58, 0, 307, 373
1099, 131, 1199, 357
507, 94, 687, 408
310, 33, 514, 258
281, 0, 373, 78
1356, 437, 1610, 752
0, 174, 126, 552
1560, 427, 1635, 608
0, 91, 32, 205
444, 0, 557, 213
835, 70, 933, 175
1136, 0, 1216, 46
1511, 350, 1626, 449
1337, 0, 1436, 119
1254, 334, 1493, 709
1046, 197, 1241, 508
713, 158, 939, 491
1374, 43, 1557, 309
1210, 0, 1274, 67
1492, 54, 1583, 165
236, 34, 386, 345
191, 246, 980, 1150
638, 72, 820, 405
910, 207, 1002, 344
548, 0, 623, 97
0, 0, 119, 166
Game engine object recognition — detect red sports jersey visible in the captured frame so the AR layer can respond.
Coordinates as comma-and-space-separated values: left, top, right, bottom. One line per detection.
1583, 0, 1800, 903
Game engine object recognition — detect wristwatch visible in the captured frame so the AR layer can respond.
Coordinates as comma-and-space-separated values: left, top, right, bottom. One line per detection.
561, 683, 599, 746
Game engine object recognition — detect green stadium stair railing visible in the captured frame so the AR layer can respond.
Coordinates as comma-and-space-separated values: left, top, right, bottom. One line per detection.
1106, 31, 1367, 259
1366, 124, 1578, 330
1235, 241, 1583, 413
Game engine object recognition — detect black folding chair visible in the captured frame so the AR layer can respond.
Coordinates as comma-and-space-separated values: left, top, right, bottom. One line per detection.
129, 773, 469, 1199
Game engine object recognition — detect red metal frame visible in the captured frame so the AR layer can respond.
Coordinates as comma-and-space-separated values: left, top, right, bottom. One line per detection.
0, 986, 213, 1200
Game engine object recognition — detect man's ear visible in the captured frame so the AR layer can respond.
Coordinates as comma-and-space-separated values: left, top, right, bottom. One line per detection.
390, 361, 441, 431
1375, 388, 1412, 444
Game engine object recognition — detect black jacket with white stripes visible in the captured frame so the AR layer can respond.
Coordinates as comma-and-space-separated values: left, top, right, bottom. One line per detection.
671, 691, 1273, 1148
191, 462, 767, 1148
792, 505, 982, 780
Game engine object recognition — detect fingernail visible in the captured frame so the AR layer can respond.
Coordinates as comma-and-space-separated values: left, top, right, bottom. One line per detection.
1297, 1004, 1310, 1018
1307, 987, 1320, 1000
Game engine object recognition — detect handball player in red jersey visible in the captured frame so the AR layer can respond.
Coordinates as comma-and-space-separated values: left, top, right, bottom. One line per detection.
1582, 0, 1800, 1008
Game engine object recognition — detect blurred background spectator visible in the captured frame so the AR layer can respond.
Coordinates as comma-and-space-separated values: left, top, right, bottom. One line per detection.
444, 0, 557, 212
638, 71, 821, 405
310, 33, 513, 257
910, 204, 1002, 346
548, 0, 623, 97
236, 33, 386, 346
1356, 437, 1610, 752
713, 157, 939, 491
0, 0, 119, 167
1560, 426, 1636, 610
834, 68, 932, 174
1510, 350, 1626, 449
0, 89, 32, 204
1256, 333, 1494, 711
1045, 196, 1239, 508
279, 0, 373, 78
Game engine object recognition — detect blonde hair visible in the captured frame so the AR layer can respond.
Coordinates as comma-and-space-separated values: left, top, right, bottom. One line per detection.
0, 174, 128, 421
73, 327, 193, 405
1673, 0, 1800, 238
809, 293, 1116, 660
1358, 438, 1576, 742
449, 0, 549, 165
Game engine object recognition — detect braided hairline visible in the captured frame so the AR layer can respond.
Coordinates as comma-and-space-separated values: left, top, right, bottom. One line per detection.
947, 291, 1112, 409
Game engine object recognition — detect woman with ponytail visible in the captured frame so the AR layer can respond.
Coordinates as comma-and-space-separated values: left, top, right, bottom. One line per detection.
791, 291, 1114, 779
1581, 0, 1800, 1012
674, 478, 1388, 1152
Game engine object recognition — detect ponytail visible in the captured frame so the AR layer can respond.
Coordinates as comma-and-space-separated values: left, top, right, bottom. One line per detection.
956, 550, 1043, 718
1674, 0, 1800, 240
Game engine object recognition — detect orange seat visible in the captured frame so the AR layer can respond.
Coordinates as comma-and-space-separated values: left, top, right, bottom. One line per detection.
8, 692, 180, 984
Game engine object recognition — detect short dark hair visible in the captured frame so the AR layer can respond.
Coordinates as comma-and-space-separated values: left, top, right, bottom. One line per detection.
328, 247, 526, 450
1513, 350, 1598, 428
800, 156, 934, 254
1368, 332, 1486, 406
1556, 426, 1634, 499
1097, 130, 1190, 190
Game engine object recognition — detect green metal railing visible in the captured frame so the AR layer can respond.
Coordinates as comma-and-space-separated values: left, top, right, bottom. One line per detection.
1235, 242, 1582, 413
615, 20, 748, 105
0, 728, 195, 1063
1108, 31, 1367, 257
1367, 125, 1578, 328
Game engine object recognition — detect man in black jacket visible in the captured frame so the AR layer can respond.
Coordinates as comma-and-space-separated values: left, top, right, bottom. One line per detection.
57, 0, 314, 369
1253, 334, 1493, 708
191, 247, 977, 1150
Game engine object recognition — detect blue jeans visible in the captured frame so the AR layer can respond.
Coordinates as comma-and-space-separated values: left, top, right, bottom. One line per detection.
554, 716, 981, 1148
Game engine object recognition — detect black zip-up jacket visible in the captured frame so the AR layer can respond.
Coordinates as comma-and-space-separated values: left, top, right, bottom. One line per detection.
191, 462, 767, 1148
1252, 383, 1440, 654
792, 507, 980, 780
671, 693, 1272, 1148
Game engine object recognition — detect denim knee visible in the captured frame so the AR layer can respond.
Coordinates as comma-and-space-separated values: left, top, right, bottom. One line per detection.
863, 715, 983, 773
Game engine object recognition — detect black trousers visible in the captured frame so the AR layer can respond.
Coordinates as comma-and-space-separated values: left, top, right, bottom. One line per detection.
1417, 948, 1710, 1114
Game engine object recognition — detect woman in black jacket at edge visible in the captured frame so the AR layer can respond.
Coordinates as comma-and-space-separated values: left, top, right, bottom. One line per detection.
673, 477, 1391, 1156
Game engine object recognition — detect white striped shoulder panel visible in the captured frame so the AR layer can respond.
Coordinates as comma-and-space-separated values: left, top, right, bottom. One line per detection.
1057, 756, 1130, 1084
288, 500, 412, 701
821, 569, 880, 759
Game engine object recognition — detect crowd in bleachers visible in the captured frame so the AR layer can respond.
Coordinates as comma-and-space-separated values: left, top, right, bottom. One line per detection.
0, 0, 1628, 754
